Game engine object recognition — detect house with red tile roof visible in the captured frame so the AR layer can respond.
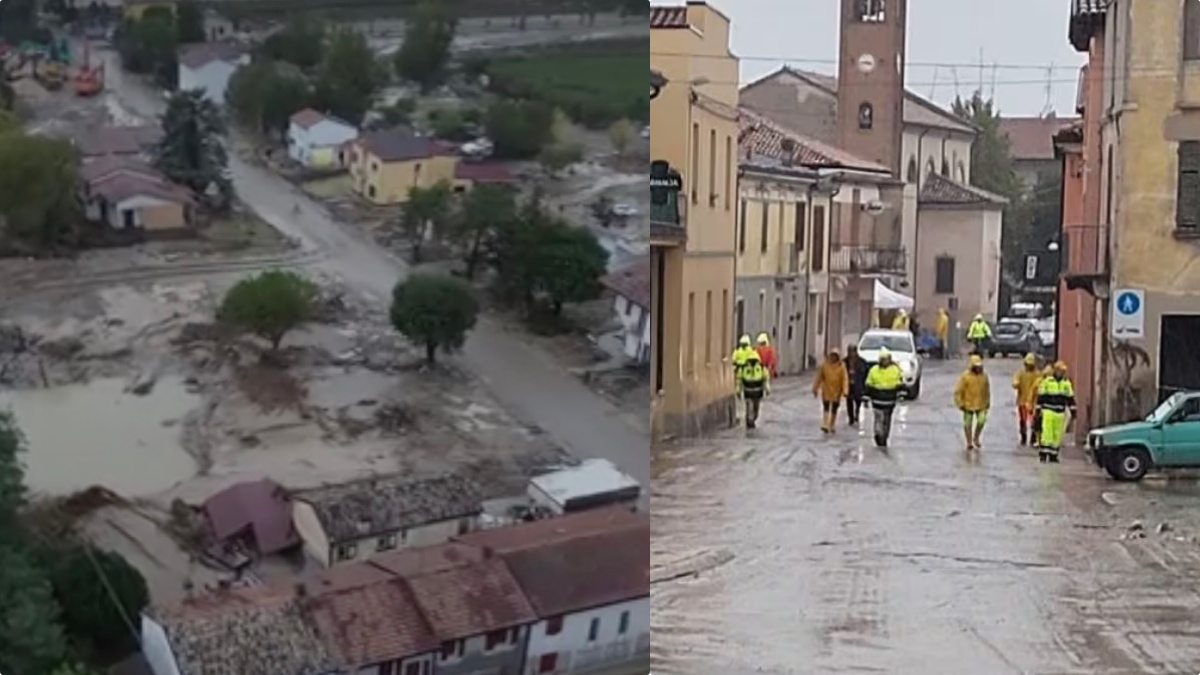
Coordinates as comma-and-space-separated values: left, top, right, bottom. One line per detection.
998, 114, 1079, 191
78, 156, 195, 233
140, 509, 650, 675
346, 128, 515, 205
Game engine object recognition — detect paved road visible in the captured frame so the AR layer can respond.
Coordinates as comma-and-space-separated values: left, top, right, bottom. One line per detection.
101, 53, 650, 488
652, 359, 1200, 675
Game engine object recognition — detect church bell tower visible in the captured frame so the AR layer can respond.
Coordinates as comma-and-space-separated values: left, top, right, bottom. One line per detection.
836, 0, 907, 175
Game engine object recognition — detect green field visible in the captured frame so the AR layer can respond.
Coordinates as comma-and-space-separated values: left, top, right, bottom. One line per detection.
484, 44, 647, 128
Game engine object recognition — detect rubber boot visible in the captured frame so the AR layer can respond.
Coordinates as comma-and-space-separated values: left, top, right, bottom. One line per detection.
828, 413, 837, 434
1018, 420, 1028, 446
820, 411, 830, 433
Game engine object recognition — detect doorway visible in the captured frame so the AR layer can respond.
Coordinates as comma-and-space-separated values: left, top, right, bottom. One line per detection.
1159, 314, 1200, 402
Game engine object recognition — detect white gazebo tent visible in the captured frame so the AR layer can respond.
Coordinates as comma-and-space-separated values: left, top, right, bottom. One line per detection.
873, 279, 914, 310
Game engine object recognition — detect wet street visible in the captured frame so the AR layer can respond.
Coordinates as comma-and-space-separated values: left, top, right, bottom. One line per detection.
652, 360, 1200, 675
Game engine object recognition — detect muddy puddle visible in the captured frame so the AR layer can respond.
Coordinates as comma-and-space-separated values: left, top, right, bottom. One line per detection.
2, 376, 200, 496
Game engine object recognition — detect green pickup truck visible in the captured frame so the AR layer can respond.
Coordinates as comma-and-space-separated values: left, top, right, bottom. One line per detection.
1088, 392, 1200, 481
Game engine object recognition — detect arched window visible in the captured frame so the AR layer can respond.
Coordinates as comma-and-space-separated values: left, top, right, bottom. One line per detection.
906, 157, 918, 183
941, 159, 950, 176
925, 158, 936, 178
858, 103, 874, 130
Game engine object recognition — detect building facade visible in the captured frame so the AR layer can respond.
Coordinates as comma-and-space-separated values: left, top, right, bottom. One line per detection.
649, 3, 739, 439
287, 109, 359, 169
601, 257, 651, 364
1063, 0, 1200, 426
999, 115, 1079, 191
177, 43, 248, 107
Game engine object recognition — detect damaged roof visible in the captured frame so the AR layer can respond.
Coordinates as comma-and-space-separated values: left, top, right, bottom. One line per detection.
919, 173, 1008, 208
601, 257, 651, 310
292, 473, 483, 542
738, 107, 891, 174
203, 479, 299, 555
148, 585, 334, 675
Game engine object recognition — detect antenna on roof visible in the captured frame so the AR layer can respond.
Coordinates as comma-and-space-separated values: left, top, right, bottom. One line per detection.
928, 65, 939, 101
951, 66, 961, 100
1040, 62, 1056, 118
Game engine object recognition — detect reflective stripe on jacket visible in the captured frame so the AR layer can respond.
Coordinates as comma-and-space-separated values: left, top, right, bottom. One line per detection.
1036, 376, 1076, 412
967, 320, 991, 339
740, 360, 770, 398
865, 363, 903, 407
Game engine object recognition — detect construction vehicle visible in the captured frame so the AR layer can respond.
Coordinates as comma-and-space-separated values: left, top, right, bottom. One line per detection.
73, 42, 103, 96
34, 58, 67, 91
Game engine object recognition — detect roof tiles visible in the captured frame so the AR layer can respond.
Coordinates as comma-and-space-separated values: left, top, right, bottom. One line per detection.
999, 116, 1079, 161
600, 257, 651, 310
919, 172, 1008, 207
738, 107, 891, 173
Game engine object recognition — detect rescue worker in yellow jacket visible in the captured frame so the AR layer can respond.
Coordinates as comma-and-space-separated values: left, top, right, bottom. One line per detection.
935, 308, 950, 359
738, 350, 771, 429
865, 348, 904, 448
892, 309, 910, 330
731, 335, 755, 420
966, 314, 992, 356
1012, 353, 1043, 446
954, 354, 992, 450
813, 350, 849, 433
1036, 361, 1076, 463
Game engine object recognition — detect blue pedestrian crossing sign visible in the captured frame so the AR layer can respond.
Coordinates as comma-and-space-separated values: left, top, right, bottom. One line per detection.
1111, 288, 1144, 339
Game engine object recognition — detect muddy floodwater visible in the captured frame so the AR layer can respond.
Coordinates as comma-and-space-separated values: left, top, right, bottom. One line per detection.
653, 361, 1200, 675
2, 376, 199, 496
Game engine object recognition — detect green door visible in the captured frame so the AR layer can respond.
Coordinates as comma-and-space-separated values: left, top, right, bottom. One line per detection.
1159, 397, 1200, 466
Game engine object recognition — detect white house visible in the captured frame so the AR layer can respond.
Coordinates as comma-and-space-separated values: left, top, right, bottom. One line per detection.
457, 508, 650, 675
290, 473, 483, 567
287, 108, 360, 169
527, 458, 641, 515
600, 257, 650, 364
177, 42, 249, 106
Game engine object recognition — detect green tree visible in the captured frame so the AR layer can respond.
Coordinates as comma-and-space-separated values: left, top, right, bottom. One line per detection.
488, 192, 556, 305
312, 28, 382, 125
608, 118, 636, 156
0, 544, 69, 674
217, 270, 319, 350
952, 91, 1029, 285
118, 14, 178, 87
451, 183, 516, 280
486, 99, 553, 159
399, 181, 454, 263
0, 80, 14, 111
42, 544, 149, 659
538, 142, 582, 175
176, 0, 206, 43
390, 273, 479, 364
261, 17, 325, 70
227, 62, 311, 137
393, 0, 457, 92
428, 107, 473, 141
155, 89, 232, 210
529, 225, 608, 315
0, 132, 82, 255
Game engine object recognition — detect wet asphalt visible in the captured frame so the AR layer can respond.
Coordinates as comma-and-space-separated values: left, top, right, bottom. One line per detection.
651, 359, 1200, 675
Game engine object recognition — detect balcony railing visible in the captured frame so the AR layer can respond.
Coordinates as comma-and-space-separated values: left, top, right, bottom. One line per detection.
1063, 223, 1107, 276
650, 199, 686, 245
828, 246, 906, 275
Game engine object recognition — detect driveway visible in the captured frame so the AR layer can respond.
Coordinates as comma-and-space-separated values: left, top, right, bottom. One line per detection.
99, 51, 650, 488
653, 359, 1200, 674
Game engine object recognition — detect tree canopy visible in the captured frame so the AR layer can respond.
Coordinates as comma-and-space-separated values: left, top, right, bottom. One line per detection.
176, 0, 206, 43
400, 181, 454, 263
42, 545, 149, 658
227, 62, 312, 136
116, 11, 179, 88
0, 131, 82, 256
486, 99, 554, 159
261, 17, 325, 71
155, 89, 232, 209
312, 29, 383, 125
390, 273, 479, 364
217, 269, 320, 350
393, 0, 457, 92
450, 183, 517, 279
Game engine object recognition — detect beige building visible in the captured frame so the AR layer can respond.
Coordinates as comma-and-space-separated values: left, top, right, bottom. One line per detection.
649, 2, 739, 439
1062, 0, 1200, 418
291, 473, 482, 567
739, 0, 1004, 337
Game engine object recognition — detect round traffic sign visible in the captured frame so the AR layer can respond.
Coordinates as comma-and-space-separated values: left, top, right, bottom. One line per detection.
1116, 291, 1140, 316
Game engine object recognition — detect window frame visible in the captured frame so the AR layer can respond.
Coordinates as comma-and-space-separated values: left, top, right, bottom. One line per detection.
934, 256, 956, 294
1177, 141, 1200, 230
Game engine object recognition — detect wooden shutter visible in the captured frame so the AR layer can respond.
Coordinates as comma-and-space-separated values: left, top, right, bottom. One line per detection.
1177, 141, 1200, 230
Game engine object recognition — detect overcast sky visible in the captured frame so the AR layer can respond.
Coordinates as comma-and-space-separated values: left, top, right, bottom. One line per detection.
652, 0, 1087, 117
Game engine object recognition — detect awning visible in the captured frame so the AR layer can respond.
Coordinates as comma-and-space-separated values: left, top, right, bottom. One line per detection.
873, 279, 914, 310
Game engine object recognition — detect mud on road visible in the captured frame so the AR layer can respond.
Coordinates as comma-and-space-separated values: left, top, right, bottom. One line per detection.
652, 360, 1200, 675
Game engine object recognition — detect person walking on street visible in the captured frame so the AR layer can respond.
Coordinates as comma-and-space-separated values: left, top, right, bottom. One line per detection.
1036, 361, 1076, 463
935, 308, 950, 359
1012, 353, 1043, 446
755, 333, 778, 378
967, 314, 992, 356
955, 354, 992, 450
813, 350, 849, 433
738, 350, 771, 429
732, 335, 754, 421
865, 348, 904, 448
844, 344, 868, 427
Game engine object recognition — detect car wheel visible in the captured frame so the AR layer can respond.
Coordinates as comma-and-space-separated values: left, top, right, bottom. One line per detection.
908, 380, 921, 400
1111, 446, 1150, 482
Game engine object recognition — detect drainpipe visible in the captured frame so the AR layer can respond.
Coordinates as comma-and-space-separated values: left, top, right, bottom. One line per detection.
910, 129, 932, 311
801, 182, 815, 368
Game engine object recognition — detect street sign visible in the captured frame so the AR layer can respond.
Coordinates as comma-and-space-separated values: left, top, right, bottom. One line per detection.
1111, 288, 1145, 339
1025, 255, 1038, 280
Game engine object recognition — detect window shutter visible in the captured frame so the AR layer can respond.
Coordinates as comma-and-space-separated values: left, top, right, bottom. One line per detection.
1177, 141, 1200, 229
